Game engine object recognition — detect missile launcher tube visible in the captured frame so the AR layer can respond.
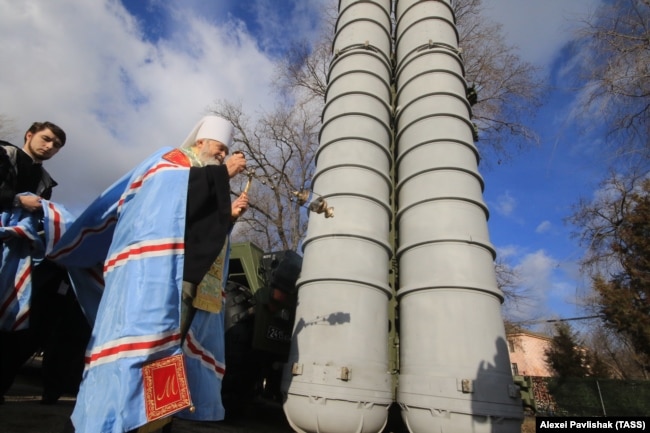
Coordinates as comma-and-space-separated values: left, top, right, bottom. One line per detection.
394, 0, 523, 431
281, 1, 394, 432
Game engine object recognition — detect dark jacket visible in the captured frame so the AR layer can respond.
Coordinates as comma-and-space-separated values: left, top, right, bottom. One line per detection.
0, 140, 57, 211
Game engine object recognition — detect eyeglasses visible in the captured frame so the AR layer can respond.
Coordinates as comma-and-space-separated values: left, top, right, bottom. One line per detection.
40, 134, 64, 149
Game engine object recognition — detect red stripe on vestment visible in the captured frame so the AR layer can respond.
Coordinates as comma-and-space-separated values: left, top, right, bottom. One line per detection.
185, 333, 226, 376
12, 226, 28, 239
118, 163, 184, 209
104, 241, 184, 273
0, 226, 37, 242
85, 333, 182, 365
11, 309, 30, 331
46, 202, 62, 244
0, 263, 31, 317
15, 266, 29, 291
47, 216, 118, 260
0, 289, 17, 318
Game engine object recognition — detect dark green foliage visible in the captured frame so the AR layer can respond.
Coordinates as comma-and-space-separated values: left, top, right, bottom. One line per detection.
539, 377, 650, 416
544, 322, 590, 378
594, 180, 650, 366
546, 378, 603, 416
587, 351, 612, 379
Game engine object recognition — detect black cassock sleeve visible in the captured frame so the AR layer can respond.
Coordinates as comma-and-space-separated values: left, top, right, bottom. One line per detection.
183, 164, 232, 285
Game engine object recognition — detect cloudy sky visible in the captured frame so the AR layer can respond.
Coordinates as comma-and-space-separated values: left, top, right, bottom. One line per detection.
0, 0, 605, 328
480, 0, 605, 328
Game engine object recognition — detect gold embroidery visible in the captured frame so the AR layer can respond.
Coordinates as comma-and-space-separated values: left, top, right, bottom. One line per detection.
142, 354, 191, 422
192, 243, 228, 313
155, 374, 179, 401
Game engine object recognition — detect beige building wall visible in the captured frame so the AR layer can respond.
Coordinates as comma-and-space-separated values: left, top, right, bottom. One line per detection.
507, 331, 553, 377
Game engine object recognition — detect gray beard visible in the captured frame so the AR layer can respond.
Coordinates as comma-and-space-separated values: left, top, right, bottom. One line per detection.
197, 147, 222, 166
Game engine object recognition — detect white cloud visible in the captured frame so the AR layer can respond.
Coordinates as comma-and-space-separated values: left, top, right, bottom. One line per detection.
516, 250, 555, 293
535, 220, 552, 234
496, 244, 519, 260
481, 0, 603, 68
494, 190, 516, 217
503, 249, 584, 325
0, 0, 278, 213
501, 249, 554, 323
248, 0, 331, 53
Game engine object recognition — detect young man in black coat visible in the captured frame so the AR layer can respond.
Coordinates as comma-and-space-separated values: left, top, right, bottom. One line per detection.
0, 121, 88, 404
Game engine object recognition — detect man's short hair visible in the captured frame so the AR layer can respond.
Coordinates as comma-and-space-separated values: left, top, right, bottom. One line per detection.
24, 121, 67, 147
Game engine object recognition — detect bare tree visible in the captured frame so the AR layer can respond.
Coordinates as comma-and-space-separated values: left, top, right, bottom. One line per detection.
209, 97, 320, 252
572, 0, 650, 168
495, 256, 519, 300
495, 256, 546, 324
568, 171, 647, 276
272, 2, 334, 102
585, 323, 649, 379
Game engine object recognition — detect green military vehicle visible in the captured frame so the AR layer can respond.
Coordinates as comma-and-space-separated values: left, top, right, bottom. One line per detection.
221, 242, 302, 413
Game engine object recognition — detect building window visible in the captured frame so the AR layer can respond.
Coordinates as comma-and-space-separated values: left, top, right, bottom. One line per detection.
507, 339, 515, 353
511, 363, 519, 376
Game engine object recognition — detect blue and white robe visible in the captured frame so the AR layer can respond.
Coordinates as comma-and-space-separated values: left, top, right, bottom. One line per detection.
45, 148, 228, 432
0, 194, 75, 331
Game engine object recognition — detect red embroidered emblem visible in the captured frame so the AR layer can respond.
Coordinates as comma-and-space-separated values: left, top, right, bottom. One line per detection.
142, 354, 191, 421
162, 149, 191, 167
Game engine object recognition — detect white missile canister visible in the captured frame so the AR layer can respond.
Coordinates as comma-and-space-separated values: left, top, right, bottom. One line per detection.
394, 0, 524, 431
281, 1, 395, 432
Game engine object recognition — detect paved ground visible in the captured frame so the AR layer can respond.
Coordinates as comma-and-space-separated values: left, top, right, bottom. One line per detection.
1, 358, 293, 433
1, 357, 411, 433
1, 394, 294, 433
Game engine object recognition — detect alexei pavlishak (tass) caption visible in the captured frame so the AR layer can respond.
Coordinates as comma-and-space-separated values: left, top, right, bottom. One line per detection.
537, 417, 648, 431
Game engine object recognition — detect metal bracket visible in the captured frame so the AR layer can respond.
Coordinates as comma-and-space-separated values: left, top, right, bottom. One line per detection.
459, 378, 474, 393
291, 363, 304, 376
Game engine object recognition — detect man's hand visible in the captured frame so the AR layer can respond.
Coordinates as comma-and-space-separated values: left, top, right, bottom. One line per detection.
17, 195, 43, 212
231, 192, 249, 219
225, 152, 246, 178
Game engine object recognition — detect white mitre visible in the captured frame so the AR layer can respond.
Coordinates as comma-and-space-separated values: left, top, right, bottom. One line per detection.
180, 115, 234, 150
